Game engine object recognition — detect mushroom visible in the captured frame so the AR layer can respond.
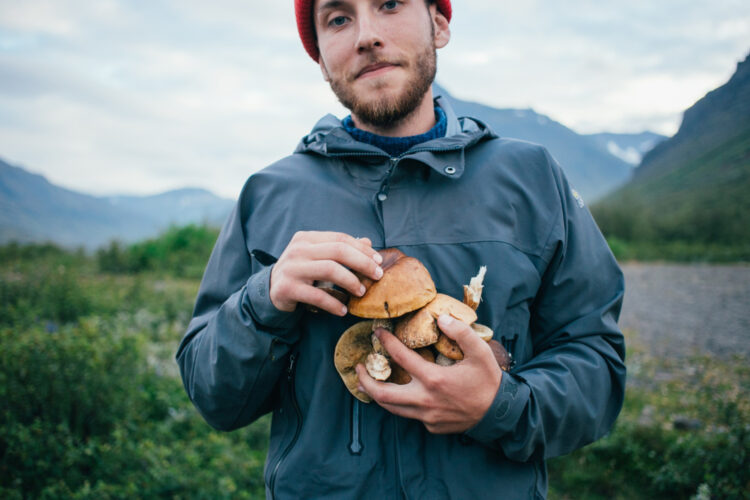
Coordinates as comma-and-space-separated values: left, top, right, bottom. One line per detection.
434, 322, 495, 361
348, 248, 436, 319
334, 321, 375, 403
488, 339, 513, 371
389, 348, 435, 384
463, 266, 487, 310
306, 281, 350, 313
333, 251, 511, 403
395, 293, 478, 349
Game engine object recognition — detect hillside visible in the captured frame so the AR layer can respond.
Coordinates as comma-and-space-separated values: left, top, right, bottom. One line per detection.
592, 53, 750, 250
434, 83, 640, 201
0, 158, 233, 249
584, 132, 666, 166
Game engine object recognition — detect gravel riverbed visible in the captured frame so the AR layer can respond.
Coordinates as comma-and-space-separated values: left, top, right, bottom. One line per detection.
619, 262, 750, 359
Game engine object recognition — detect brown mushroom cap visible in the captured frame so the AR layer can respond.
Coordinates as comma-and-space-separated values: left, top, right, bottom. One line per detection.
348, 248, 437, 319
388, 348, 435, 385
434, 322, 495, 360
488, 339, 512, 371
395, 293, 478, 349
471, 323, 494, 342
333, 321, 374, 403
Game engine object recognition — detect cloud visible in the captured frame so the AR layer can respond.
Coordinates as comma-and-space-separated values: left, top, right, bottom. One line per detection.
0, 0, 748, 197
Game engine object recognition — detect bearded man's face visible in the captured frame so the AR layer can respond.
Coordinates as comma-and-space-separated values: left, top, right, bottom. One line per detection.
314, 0, 446, 130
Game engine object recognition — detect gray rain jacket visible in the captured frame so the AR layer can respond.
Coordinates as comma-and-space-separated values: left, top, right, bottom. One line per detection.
176, 96, 626, 500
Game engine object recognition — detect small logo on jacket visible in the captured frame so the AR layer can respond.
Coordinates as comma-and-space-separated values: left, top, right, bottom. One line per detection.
571, 188, 585, 208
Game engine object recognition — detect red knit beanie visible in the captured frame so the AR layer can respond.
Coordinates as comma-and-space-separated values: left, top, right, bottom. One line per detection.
295, 0, 452, 62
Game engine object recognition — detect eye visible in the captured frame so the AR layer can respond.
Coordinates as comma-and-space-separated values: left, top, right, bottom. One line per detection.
329, 15, 349, 27
382, 1, 399, 10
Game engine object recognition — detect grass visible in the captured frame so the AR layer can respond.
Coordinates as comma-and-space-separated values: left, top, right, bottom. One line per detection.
1, 235, 748, 498
548, 329, 750, 499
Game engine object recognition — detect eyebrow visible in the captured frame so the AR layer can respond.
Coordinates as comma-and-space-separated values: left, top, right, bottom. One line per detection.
317, 0, 347, 15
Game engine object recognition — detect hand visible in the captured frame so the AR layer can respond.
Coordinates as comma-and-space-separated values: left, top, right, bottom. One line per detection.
269, 231, 383, 316
357, 315, 502, 434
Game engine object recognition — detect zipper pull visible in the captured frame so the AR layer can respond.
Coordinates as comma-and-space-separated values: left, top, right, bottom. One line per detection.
377, 158, 399, 202
287, 353, 297, 380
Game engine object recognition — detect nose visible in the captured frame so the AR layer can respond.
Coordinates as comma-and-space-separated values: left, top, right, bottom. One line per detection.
355, 12, 383, 53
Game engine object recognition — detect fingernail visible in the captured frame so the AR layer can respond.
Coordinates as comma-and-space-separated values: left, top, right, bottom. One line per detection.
374, 266, 383, 279
341, 305, 348, 316
374, 328, 383, 339
359, 284, 366, 296
373, 252, 383, 264
438, 314, 453, 326
358, 385, 365, 393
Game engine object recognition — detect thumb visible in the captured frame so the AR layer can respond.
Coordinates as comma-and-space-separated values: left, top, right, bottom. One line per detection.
437, 314, 488, 360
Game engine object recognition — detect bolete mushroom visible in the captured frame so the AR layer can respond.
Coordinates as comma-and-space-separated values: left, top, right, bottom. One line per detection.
394, 293, 478, 349
334, 320, 375, 403
348, 248, 436, 319
333, 250, 512, 403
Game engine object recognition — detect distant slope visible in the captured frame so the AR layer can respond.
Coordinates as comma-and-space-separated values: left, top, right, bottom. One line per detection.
0, 158, 233, 249
592, 54, 750, 246
434, 83, 637, 201
584, 132, 666, 166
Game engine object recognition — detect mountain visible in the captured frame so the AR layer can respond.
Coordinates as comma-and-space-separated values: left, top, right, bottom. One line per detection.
434, 83, 643, 201
592, 53, 750, 245
584, 132, 667, 166
0, 158, 234, 249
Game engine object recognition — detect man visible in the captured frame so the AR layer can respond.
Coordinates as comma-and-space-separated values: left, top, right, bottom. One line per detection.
176, 1, 626, 498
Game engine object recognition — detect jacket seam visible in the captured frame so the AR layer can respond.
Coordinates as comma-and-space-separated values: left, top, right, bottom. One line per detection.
394, 239, 547, 263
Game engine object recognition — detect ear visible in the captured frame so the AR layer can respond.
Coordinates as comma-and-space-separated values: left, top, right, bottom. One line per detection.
318, 52, 331, 82
431, 6, 451, 49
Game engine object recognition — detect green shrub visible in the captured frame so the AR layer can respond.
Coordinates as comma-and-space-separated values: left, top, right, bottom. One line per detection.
97, 225, 219, 279
548, 336, 750, 500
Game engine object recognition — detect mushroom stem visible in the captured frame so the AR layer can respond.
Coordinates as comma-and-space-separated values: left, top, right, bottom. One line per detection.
463, 266, 487, 310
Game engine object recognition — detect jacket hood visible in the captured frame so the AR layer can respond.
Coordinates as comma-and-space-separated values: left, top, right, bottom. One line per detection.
294, 94, 497, 168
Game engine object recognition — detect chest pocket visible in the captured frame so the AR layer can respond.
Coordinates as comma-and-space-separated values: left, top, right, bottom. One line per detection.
499, 305, 531, 369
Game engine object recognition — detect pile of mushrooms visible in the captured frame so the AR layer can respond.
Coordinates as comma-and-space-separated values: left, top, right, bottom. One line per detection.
332, 248, 511, 403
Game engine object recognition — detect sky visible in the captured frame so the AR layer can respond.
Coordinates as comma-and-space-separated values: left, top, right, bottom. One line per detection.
1, 0, 748, 199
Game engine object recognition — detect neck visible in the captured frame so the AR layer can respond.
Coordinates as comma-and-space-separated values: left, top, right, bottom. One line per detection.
351, 88, 436, 138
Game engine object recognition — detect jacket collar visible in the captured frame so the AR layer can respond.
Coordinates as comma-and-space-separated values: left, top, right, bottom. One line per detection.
295, 93, 497, 179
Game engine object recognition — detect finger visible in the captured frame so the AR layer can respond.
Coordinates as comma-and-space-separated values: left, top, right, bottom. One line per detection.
294, 231, 382, 264
291, 284, 348, 316
290, 259, 367, 298
375, 329, 436, 381
356, 364, 421, 407
437, 315, 491, 360
377, 401, 427, 421
305, 242, 383, 281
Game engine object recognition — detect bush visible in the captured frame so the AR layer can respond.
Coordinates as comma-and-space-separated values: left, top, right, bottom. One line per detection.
548, 335, 750, 499
97, 225, 219, 279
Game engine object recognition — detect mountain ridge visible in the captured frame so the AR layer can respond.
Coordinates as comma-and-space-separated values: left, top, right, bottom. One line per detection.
434, 83, 651, 201
0, 157, 234, 249
592, 53, 750, 247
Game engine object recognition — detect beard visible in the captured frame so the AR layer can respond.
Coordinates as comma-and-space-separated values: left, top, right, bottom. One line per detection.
328, 41, 437, 129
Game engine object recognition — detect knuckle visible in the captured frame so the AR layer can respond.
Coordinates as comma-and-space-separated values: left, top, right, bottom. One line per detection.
332, 243, 347, 261
422, 410, 438, 427
423, 371, 443, 390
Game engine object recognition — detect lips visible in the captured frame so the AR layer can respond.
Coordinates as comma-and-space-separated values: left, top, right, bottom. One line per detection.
356, 62, 398, 79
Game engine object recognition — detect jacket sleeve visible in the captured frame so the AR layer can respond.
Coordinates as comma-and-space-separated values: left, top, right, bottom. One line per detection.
466, 153, 627, 461
175, 201, 303, 431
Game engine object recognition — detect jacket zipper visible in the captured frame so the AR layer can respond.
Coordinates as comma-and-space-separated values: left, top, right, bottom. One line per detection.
349, 398, 363, 454
392, 415, 408, 499
268, 352, 302, 499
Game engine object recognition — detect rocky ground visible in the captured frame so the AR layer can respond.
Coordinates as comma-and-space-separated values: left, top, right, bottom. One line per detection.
619, 262, 750, 359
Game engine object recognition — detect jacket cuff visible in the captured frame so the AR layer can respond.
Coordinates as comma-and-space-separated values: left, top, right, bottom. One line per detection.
244, 266, 302, 333
465, 372, 530, 445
